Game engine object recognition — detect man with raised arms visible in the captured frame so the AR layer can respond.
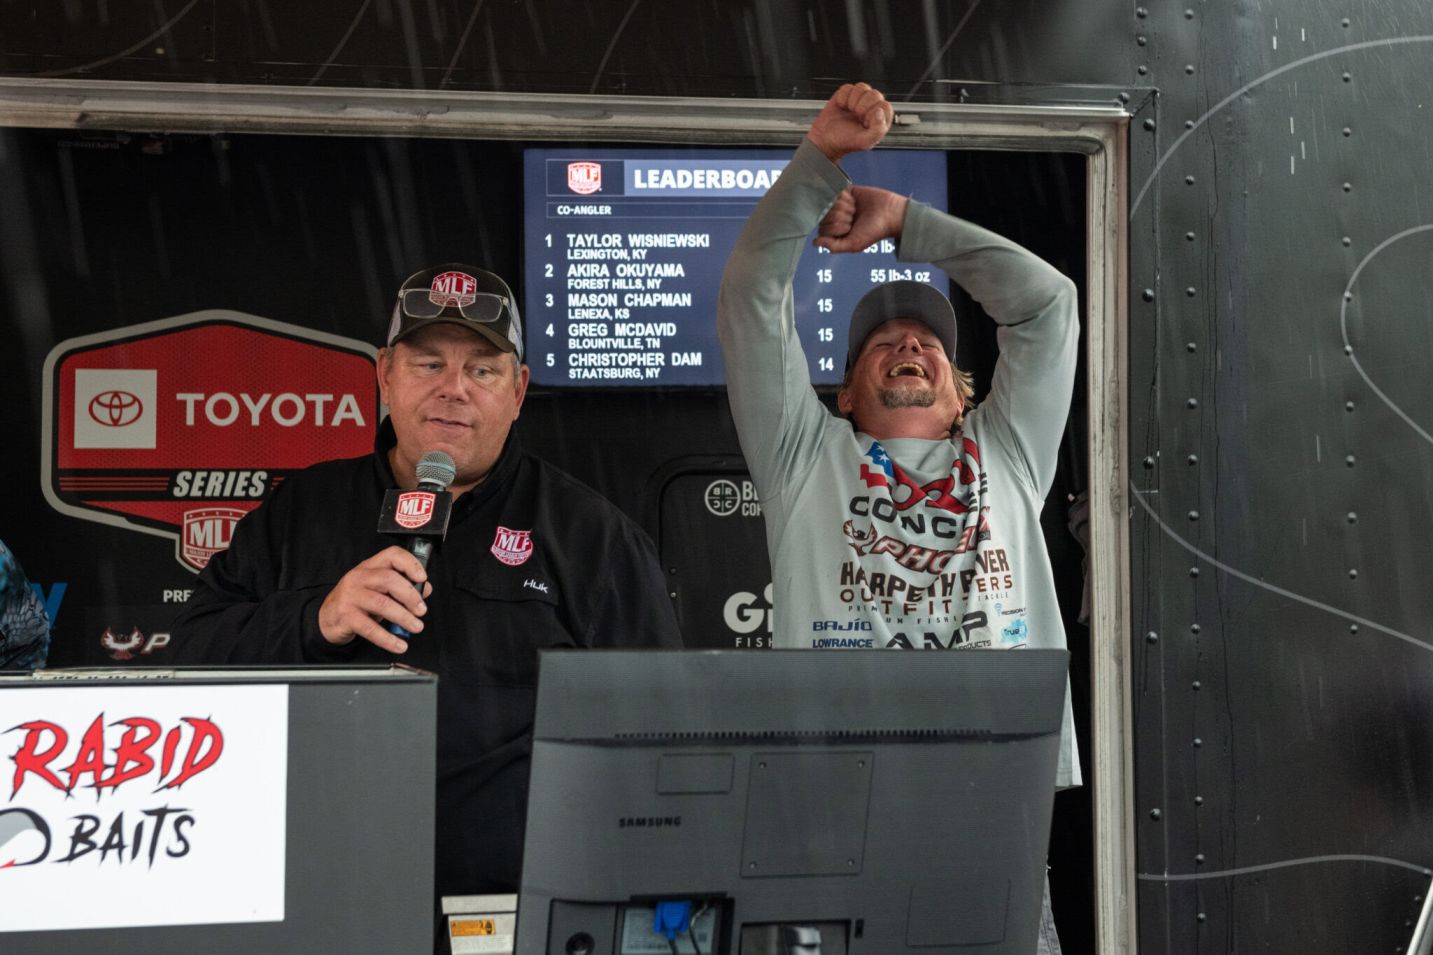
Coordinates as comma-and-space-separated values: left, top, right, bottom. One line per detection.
717, 82, 1080, 953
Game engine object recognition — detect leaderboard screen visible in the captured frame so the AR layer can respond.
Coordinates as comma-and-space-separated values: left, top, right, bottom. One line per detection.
523, 147, 948, 387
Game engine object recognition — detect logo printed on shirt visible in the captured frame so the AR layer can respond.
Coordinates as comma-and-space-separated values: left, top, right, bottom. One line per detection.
858, 438, 983, 515
491, 526, 534, 566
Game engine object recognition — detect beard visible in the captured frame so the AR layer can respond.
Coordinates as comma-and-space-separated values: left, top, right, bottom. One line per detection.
878, 384, 936, 409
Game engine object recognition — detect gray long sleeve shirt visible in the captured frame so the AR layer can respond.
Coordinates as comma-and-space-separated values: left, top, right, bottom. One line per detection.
717, 139, 1081, 788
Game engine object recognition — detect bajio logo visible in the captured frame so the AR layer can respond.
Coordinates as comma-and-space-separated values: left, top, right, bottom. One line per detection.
43, 311, 379, 573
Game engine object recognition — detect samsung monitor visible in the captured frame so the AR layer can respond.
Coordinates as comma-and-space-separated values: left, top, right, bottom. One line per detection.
516, 649, 1068, 955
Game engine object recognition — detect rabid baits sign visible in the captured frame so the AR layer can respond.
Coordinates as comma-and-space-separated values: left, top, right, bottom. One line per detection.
0, 683, 288, 932
42, 311, 378, 572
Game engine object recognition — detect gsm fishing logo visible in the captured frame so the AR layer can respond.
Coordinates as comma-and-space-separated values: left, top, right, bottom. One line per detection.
42, 311, 378, 573
1, 714, 223, 870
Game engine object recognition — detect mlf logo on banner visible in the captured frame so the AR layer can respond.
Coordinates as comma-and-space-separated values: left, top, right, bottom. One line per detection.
0, 684, 288, 933
42, 311, 378, 573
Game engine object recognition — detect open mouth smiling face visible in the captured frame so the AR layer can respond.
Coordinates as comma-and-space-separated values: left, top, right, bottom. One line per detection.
886, 360, 929, 381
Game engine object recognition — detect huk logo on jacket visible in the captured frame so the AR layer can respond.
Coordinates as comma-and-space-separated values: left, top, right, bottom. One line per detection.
43, 311, 378, 573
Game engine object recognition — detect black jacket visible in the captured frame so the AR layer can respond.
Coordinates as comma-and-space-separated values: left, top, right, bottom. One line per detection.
172, 420, 682, 897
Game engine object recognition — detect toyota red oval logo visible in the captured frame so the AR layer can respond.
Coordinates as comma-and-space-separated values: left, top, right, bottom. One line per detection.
88, 390, 144, 427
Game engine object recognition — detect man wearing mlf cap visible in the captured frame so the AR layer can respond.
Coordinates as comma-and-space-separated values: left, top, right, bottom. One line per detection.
174, 264, 681, 904
717, 84, 1079, 952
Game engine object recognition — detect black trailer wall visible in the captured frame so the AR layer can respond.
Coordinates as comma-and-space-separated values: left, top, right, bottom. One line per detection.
3, 1, 1433, 952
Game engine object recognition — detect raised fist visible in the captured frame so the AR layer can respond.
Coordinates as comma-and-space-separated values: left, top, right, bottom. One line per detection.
807, 82, 895, 163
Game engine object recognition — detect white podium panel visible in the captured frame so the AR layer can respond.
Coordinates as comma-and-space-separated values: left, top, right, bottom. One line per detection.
0, 666, 436, 954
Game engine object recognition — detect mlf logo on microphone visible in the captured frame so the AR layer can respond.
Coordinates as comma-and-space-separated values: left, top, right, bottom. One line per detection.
394, 491, 437, 529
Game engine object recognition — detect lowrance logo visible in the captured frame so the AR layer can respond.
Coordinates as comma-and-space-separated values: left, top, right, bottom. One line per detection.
43, 311, 378, 573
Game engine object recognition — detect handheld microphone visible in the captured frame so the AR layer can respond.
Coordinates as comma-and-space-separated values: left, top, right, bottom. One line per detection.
376, 450, 456, 638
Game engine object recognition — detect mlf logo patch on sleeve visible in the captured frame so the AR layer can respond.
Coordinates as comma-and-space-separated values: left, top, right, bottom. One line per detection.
42, 310, 378, 574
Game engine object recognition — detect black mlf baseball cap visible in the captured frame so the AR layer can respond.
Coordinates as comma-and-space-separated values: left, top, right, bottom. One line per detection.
386, 264, 524, 360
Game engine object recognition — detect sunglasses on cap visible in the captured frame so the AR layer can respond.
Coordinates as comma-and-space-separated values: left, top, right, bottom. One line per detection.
398, 288, 511, 324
